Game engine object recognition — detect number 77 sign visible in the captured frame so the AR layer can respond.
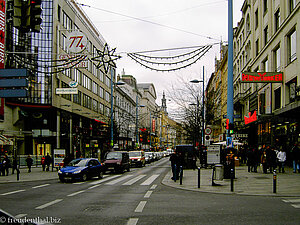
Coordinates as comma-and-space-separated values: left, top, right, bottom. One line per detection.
66, 31, 88, 53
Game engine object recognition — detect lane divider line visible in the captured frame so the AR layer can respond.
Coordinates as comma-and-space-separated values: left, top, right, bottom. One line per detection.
32, 184, 50, 189
150, 184, 157, 190
144, 191, 153, 198
134, 201, 147, 213
141, 174, 159, 186
1, 190, 26, 196
35, 199, 63, 210
127, 218, 139, 225
123, 175, 146, 186
67, 190, 85, 197
88, 184, 101, 190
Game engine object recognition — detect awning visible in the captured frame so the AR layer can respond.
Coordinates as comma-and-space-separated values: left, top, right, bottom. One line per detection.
0, 135, 13, 145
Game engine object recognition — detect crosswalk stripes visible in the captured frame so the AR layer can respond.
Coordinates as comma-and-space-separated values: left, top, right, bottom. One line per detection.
282, 198, 300, 209
105, 175, 134, 185
122, 175, 146, 185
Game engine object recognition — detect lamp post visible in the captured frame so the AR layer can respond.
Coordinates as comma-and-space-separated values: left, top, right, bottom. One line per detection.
190, 66, 205, 146
110, 70, 125, 148
135, 94, 145, 149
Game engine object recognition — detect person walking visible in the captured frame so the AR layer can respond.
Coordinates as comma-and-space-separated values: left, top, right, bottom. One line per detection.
169, 152, 178, 181
41, 155, 46, 171
2, 155, 10, 176
277, 148, 286, 173
291, 143, 300, 173
261, 150, 268, 174
26, 155, 33, 173
45, 153, 52, 171
12, 156, 18, 174
268, 147, 278, 173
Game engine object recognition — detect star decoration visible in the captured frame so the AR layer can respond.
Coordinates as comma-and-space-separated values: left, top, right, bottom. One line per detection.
91, 43, 121, 74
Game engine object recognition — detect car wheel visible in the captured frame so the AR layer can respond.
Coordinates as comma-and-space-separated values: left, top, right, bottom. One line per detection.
98, 171, 104, 179
82, 173, 88, 181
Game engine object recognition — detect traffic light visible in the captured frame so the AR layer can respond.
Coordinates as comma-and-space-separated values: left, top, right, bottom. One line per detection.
26, 0, 42, 32
12, 0, 22, 28
229, 123, 234, 134
225, 119, 229, 130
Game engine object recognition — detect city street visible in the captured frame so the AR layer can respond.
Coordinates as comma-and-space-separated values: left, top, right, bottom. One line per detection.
1, 158, 300, 225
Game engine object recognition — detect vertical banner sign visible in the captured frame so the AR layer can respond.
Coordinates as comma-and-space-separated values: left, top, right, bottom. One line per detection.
152, 119, 155, 133
0, 0, 5, 121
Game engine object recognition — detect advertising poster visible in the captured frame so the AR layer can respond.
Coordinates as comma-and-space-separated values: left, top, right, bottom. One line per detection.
54, 149, 66, 167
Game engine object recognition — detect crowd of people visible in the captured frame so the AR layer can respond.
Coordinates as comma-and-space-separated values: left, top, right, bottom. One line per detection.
245, 143, 300, 174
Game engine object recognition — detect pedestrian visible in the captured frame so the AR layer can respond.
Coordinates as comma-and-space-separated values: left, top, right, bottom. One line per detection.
268, 147, 277, 173
45, 153, 52, 171
261, 150, 268, 174
291, 142, 300, 173
169, 152, 178, 181
12, 156, 18, 174
41, 155, 46, 171
247, 148, 254, 172
2, 155, 10, 176
277, 148, 286, 173
26, 155, 33, 173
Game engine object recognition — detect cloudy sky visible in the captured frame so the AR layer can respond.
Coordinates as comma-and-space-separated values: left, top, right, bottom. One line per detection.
76, 0, 245, 110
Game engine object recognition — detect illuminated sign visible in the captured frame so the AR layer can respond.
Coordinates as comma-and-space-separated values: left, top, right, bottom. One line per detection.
241, 72, 283, 83
244, 111, 257, 125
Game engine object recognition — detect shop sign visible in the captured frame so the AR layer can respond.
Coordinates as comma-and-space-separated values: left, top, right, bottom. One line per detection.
244, 111, 257, 125
66, 31, 87, 53
241, 72, 283, 83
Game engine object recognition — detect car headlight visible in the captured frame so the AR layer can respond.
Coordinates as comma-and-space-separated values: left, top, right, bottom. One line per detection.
137, 159, 141, 161
58, 170, 62, 174
73, 170, 82, 174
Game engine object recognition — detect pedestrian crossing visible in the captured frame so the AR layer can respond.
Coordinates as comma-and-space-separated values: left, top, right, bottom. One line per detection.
88, 174, 160, 186
282, 198, 300, 209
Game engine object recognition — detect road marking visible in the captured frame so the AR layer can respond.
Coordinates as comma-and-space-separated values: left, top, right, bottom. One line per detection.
1, 190, 26, 196
73, 182, 85, 185
123, 175, 146, 185
150, 184, 157, 190
67, 190, 85, 197
144, 191, 153, 198
35, 199, 63, 210
141, 174, 160, 185
105, 175, 133, 185
291, 204, 300, 208
127, 218, 139, 225
89, 175, 121, 185
15, 214, 27, 219
283, 199, 300, 203
32, 184, 50, 189
135, 201, 147, 213
88, 184, 101, 189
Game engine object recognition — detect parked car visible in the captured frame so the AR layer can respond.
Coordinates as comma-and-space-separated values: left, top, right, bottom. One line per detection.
58, 158, 105, 182
145, 152, 154, 164
129, 151, 145, 167
103, 151, 130, 173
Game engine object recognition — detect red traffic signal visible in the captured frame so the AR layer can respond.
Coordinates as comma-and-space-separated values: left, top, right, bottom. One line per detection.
225, 119, 229, 130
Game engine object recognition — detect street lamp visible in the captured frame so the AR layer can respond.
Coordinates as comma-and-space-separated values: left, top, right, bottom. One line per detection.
110, 73, 125, 148
190, 67, 205, 146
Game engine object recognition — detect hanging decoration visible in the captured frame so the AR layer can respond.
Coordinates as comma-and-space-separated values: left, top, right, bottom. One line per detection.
91, 43, 121, 74
127, 44, 212, 72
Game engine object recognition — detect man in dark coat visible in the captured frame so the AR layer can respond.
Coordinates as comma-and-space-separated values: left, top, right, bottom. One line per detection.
2, 155, 10, 176
45, 153, 52, 171
26, 155, 33, 173
169, 153, 178, 181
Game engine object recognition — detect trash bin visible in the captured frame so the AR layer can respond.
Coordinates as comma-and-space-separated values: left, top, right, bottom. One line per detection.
214, 164, 224, 180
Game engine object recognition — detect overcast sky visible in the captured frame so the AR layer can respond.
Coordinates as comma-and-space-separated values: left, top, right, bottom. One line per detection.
76, 0, 245, 110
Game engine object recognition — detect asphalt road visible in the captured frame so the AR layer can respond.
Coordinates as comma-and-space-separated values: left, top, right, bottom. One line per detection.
1, 158, 299, 225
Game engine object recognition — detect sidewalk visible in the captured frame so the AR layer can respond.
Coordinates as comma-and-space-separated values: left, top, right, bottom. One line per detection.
0, 167, 58, 183
162, 165, 300, 197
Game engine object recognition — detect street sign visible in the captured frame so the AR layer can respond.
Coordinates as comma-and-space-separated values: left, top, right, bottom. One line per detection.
56, 88, 78, 95
205, 127, 212, 135
66, 31, 87, 53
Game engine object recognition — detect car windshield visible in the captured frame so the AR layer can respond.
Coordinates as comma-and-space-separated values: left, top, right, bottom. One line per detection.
129, 152, 141, 157
67, 159, 88, 167
106, 152, 122, 160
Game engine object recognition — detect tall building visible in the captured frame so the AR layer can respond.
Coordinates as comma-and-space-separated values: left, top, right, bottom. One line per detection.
2, 0, 116, 159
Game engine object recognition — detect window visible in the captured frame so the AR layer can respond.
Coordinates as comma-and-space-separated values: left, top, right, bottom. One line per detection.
92, 99, 98, 112
99, 86, 104, 98
246, 14, 250, 34
263, 0, 268, 14
255, 9, 259, 29
61, 34, 67, 52
74, 69, 81, 84
273, 46, 281, 72
73, 91, 82, 105
289, 0, 296, 13
262, 58, 268, 72
264, 26, 268, 46
105, 91, 110, 102
255, 39, 259, 56
83, 94, 92, 109
274, 9, 280, 32
288, 78, 296, 103
274, 88, 281, 109
92, 82, 98, 94
287, 29, 296, 63
58, 5, 61, 21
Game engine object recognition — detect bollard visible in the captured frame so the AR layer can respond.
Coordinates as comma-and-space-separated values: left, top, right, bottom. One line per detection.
198, 167, 201, 188
174, 165, 177, 182
17, 168, 20, 181
180, 166, 183, 185
273, 170, 277, 193
230, 168, 234, 192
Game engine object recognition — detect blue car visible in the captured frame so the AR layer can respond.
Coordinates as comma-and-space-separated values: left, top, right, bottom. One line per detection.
58, 158, 104, 182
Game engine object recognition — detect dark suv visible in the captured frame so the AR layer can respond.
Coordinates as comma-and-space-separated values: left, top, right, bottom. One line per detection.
103, 151, 130, 173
